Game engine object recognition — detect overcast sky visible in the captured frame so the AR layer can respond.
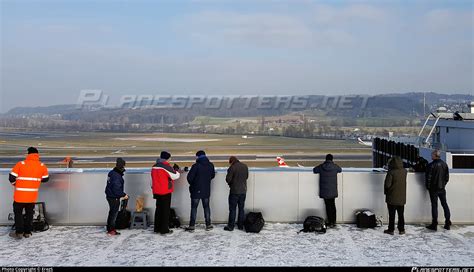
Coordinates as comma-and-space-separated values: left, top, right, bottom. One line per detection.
1, 0, 473, 112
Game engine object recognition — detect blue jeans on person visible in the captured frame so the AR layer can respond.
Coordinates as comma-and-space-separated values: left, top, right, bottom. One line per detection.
189, 198, 211, 227
429, 189, 451, 225
228, 194, 246, 230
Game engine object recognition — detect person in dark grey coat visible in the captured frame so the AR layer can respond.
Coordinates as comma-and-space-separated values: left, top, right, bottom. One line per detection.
383, 156, 407, 235
224, 156, 249, 231
313, 154, 342, 228
425, 150, 451, 231
185, 150, 215, 232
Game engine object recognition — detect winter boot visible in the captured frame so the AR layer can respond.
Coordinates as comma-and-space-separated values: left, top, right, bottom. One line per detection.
383, 229, 394, 235
185, 226, 195, 232
426, 224, 437, 231
9, 232, 23, 239
444, 221, 452, 230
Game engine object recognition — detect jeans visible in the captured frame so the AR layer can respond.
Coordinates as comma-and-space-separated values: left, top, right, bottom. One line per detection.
324, 198, 336, 225
189, 198, 211, 227
154, 193, 172, 234
106, 198, 120, 232
387, 204, 405, 232
13, 202, 35, 234
228, 194, 246, 229
429, 189, 451, 225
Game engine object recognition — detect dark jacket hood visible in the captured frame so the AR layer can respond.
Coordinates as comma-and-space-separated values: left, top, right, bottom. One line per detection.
321, 161, 338, 171
196, 155, 210, 164
389, 157, 403, 170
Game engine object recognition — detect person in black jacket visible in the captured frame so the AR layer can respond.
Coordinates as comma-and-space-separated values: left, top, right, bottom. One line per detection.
313, 154, 342, 228
105, 158, 128, 236
224, 156, 249, 231
425, 150, 451, 231
185, 150, 215, 232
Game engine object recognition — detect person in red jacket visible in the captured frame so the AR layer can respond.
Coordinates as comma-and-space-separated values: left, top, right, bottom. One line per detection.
151, 151, 181, 234
9, 147, 49, 239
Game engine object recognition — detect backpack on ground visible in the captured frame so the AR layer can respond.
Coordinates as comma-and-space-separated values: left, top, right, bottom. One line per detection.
169, 208, 181, 228
11, 202, 49, 232
244, 212, 265, 233
355, 210, 383, 228
298, 216, 326, 234
115, 199, 131, 229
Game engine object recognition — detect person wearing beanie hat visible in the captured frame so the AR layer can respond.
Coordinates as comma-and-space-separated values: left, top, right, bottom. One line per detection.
151, 151, 181, 235
185, 150, 215, 232
9, 147, 49, 239
105, 157, 128, 236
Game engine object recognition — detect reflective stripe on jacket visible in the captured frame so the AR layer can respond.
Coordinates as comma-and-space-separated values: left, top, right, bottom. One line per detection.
10, 153, 49, 203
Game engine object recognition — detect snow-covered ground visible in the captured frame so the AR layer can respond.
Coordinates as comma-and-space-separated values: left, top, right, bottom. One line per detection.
0, 224, 473, 266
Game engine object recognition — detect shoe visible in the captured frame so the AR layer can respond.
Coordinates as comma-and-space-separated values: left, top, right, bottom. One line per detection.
399, 230, 406, 235
237, 225, 244, 231
384, 229, 394, 235
224, 226, 234, 231
23, 233, 32, 238
161, 230, 173, 235
107, 230, 120, 236
329, 223, 336, 228
205, 225, 214, 231
426, 224, 437, 231
444, 221, 452, 230
9, 232, 23, 239
185, 226, 195, 232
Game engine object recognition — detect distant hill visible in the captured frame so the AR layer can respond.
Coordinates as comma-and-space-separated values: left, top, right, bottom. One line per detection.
2, 93, 472, 126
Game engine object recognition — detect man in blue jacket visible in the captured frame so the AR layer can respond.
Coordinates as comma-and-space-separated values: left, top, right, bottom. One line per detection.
105, 158, 128, 236
185, 150, 215, 232
313, 154, 342, 228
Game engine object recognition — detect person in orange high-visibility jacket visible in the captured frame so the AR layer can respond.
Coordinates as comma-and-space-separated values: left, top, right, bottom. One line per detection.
9, 147, 49, 239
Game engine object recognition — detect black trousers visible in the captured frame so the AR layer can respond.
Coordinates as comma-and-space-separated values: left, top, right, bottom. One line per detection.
13, 202, 35, 234
429, 189, 451, 225
154, 193, 172, 234
324, 198, 336, 224
106, 198, 121, 232
387, 204, 405, 232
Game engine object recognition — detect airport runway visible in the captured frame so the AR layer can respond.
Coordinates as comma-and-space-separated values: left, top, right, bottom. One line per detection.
0, 154, 372, 164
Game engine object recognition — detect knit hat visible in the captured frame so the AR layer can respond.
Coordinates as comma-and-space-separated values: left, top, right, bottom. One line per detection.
27, 147, 39, 154
160, 151, 171, 160
116, 157, 126, 168
196, 150, 206, 157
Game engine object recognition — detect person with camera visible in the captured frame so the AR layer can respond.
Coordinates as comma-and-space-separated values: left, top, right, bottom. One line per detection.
105, 157, 129, 236
151, 151, 181, 235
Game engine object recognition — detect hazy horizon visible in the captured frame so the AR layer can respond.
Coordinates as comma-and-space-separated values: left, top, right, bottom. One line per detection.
1, 0, 473, 113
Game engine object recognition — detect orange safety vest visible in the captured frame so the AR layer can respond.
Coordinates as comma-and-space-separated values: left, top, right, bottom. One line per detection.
10, 154, 49, 203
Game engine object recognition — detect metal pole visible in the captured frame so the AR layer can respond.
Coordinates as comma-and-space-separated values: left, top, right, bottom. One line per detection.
424, 116, 440, 145
418, 114, 431, 137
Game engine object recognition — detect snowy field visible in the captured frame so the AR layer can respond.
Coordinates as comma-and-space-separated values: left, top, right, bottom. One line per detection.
0, 224, 473, 266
